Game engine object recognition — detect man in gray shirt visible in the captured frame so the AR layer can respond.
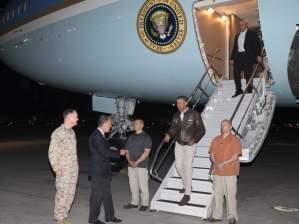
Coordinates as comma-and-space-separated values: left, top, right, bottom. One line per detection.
121, 119, 152, 211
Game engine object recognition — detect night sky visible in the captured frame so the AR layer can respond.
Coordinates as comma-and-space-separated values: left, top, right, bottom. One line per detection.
0, 61, 91, 117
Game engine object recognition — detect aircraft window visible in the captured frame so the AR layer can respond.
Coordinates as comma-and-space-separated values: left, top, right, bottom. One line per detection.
288, 26, 299, 100
12, 9, 15, 19
6, 11, 9, 21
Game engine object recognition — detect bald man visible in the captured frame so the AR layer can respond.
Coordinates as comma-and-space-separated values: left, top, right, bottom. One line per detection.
206, 120, 242, 224
121, 119, 152, 211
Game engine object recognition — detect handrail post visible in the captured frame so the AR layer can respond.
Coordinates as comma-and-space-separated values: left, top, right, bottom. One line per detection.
230, 48, 266, 137
149, 140, 166, 176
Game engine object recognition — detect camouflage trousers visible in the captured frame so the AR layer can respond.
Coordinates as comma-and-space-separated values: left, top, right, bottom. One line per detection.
54, 170, 78, 221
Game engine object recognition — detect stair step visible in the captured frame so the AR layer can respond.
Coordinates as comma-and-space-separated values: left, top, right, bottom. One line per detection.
151, 200, 209, 218
166, 177, 213, 193
193, 166, 210, 169
208, 95, 252, 104
195, 149, 209, 157
197, 138, 213, 146
170, 176, 211, 182
204, 112, 234, 117
171, 163, 211, 178
194, 155, 209, 159
203, 132, 221, 138
159, 189, 212, 205
193, 157, 211, 168
156, 199, 206, 208
164, 187, 212, 195
204, 108, 248, 118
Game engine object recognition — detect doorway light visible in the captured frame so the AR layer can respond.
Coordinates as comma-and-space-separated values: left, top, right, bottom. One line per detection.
221, 14, 229, 23
207, 8, 214, 15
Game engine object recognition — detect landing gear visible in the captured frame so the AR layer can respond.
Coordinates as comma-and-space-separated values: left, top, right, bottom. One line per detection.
109, 97, 136, 139
109, 97, 136, 171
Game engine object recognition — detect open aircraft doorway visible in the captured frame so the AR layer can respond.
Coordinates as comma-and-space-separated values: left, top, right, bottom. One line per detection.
193, 0, 272, 86
187, 0, 276, 163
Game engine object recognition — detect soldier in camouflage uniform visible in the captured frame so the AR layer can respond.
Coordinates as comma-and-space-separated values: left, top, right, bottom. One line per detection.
49, 109, 79, 224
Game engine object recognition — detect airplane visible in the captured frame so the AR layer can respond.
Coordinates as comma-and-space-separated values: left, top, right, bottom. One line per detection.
1, 0, 299, 218
0, 0, 298, 161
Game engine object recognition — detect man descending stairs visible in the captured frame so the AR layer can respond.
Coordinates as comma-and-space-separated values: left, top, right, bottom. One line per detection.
163, 96, 205, 206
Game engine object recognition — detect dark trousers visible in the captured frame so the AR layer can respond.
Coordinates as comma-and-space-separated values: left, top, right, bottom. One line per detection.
89, 177, 115, 223
233, 53, 254, 93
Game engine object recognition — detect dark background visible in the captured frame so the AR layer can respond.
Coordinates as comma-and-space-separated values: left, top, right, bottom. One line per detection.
0, 61, 91, 116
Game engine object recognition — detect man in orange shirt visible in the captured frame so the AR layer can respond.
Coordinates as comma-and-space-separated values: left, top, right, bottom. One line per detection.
205, 120, 242, 224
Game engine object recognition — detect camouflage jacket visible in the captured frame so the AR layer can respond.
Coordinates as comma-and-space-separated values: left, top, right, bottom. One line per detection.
48, 125, 78, 173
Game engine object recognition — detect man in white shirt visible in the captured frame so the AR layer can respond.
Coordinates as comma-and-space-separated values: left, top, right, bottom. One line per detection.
231, 20, 262, 98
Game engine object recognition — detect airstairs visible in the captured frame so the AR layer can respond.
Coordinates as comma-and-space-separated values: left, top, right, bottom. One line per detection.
149, 55, 276, 218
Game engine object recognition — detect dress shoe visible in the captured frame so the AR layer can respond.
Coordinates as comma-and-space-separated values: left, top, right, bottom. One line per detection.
105, 217, 122, 223
123, 203, 138, 209
228, 218, 237, 224
139, 206, 148, 211
203, 217, 222, 222
232, 90, 243, 98
179, 187, 192, 193
178, 195, 190, 206
89, 220, 105, 224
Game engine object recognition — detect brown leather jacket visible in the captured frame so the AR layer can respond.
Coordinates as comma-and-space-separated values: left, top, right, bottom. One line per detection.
167, 109, 205, 146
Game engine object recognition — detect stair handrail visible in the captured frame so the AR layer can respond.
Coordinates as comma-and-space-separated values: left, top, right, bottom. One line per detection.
230, 48, 267, 138
150, 48, 222, 182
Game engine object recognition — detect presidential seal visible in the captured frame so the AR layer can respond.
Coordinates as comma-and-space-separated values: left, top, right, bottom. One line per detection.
137, 0, 187, 54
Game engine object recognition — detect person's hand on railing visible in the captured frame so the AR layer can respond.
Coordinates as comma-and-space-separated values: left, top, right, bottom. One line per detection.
163, 134, 170, 143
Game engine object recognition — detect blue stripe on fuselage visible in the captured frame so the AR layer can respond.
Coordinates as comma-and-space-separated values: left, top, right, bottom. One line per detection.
0, 0, 64, 34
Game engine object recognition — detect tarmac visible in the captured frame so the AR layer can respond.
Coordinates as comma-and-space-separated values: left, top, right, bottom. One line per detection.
0, 126, 298, 224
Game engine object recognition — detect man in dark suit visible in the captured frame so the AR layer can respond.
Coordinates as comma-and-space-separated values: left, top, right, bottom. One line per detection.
88, 115, 122, 224
231, 20, 262, 97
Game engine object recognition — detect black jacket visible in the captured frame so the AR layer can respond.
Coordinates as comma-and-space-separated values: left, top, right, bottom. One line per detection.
231, 29, 261, 63
167, 109, 205, 145
88, 129, 119, 179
